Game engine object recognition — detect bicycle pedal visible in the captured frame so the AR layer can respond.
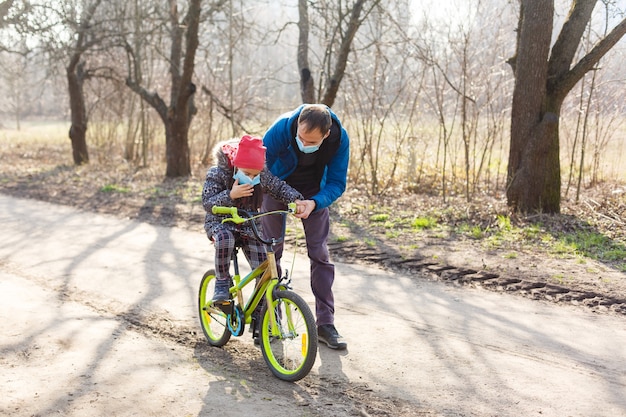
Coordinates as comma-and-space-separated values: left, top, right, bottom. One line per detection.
213, 300, 233, 314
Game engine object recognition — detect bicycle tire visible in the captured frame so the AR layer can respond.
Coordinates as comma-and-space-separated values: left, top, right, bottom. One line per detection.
259, 289, 317, 382
198, 269, 231, 346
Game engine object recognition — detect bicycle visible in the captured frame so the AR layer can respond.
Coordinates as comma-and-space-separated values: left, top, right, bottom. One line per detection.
197, 203, 318, 382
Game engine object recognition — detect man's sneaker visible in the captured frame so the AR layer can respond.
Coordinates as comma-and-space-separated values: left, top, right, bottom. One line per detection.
212, 279, 230, 301
317, 324, 347, 350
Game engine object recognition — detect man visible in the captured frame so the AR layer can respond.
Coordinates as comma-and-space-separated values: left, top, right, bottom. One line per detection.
261, 104, 350, 350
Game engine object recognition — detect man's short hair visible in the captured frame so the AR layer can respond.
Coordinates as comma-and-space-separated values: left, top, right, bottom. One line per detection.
298, 104, 332, 133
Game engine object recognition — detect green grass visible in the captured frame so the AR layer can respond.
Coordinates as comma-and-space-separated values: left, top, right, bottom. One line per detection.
557, 231, 626, 262
100, 184, 130, 193
143, 181, 202, 203
496, 214, 512, 231
185, 184, 203, 203
385, 230, 401, 239
445, 210, 626, 270
370, 213, 390, 222
357, 193, 625, 274
470, 225, 484, 239
412, 216, 437, 230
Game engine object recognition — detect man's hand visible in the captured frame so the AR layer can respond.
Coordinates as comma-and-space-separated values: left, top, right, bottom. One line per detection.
294, 199, 316, 219
230, 179, 254, 199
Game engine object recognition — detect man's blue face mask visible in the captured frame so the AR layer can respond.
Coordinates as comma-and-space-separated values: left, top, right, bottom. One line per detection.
233, 169, 260, 186
295, 136, 320, 154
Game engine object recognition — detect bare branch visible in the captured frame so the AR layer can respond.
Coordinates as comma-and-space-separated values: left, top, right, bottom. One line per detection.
548, 0, 597, 84
200, 84, 249, 132
555, 16, 626, 98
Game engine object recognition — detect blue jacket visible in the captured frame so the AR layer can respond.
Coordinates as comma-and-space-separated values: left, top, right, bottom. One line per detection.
262, 104, 350, 210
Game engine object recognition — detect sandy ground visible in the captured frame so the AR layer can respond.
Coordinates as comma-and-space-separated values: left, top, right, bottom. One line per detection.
1, 194, 626, 417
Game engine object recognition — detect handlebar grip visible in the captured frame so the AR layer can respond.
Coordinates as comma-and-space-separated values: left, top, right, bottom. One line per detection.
212, 206, 238, 216
288, 202, 296, 214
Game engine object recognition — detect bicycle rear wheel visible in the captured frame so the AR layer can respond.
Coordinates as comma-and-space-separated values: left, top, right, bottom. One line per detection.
259, 289, 317, 382
198, 269, 231, 346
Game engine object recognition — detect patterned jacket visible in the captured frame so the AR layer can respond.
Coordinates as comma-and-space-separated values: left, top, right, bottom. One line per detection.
202, 140, 304, 240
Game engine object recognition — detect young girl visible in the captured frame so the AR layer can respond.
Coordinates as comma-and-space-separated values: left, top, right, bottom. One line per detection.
201, 135, 304, 301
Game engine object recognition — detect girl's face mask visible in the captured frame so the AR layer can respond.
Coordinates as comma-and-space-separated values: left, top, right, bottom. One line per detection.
233, 169, 260, 186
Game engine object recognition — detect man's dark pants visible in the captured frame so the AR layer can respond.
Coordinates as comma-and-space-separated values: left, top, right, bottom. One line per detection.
261, 195, 335, 327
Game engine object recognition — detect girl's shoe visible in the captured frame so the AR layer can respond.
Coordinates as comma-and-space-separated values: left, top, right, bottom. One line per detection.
212, 279, 230, 301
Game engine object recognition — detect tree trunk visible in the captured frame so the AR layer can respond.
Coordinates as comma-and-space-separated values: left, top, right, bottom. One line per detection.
64, 0, 103, 166
67, 60, 89, 165
297, 0, 315, 103
165, 82, 196, 177
507, 0, 626, 213
163, 0, 201, 177
507, 0, 556, 212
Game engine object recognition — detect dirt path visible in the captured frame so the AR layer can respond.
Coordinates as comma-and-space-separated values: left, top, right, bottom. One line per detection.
1, 195, 626, 417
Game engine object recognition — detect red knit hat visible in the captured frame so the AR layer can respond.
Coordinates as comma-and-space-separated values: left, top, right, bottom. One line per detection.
232, 135, 266, 170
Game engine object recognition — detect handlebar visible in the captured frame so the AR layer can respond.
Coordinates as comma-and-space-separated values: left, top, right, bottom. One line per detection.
211, 202, 297, 246
212, 206, 240, 219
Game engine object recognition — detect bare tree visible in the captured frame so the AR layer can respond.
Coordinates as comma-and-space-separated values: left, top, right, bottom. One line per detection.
0, 3, 36, 129
66, 0, 105, 165
0, 49, 29, 129
561, 1, 623, 200
397, 0, 515, 201
0, 0, 104, 164
0, 0, 29, 30
507, 0, 626, 213
343, 1, 424, 196
197, 0, 256, 139
125, 0, 226, 177
297, 0, 381, 106
124, 0, 153, 167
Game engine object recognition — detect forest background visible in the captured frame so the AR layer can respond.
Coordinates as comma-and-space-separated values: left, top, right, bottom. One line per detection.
0, 0, 625, 307
1, 0, 625, 194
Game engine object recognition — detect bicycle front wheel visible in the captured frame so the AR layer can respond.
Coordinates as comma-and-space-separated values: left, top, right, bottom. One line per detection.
259, 289, 317, 382
198, 269, 231, 347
